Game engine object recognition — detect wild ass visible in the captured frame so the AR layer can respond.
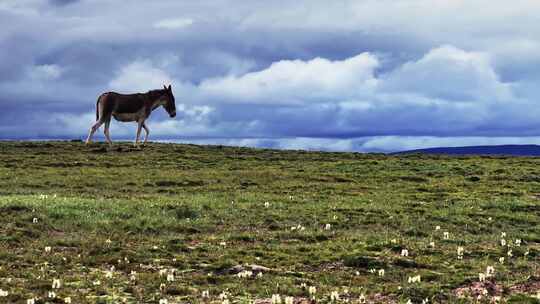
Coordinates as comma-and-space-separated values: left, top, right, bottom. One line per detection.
85, 85, 176, 146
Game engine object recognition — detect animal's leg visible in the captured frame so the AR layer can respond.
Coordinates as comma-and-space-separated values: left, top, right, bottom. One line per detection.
134, 121, 143, 147
85, 120, 104, 144
142, 122, 150, 144
104, 119, 113, 146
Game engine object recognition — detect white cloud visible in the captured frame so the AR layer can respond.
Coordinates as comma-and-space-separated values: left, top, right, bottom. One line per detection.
29, 64, 63, 80
153, 18, 193, 30
199, 53, 379, 104
381, 45, 512, 102
109, 60, 173, 92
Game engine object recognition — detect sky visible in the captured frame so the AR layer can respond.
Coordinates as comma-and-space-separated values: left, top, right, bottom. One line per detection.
1, 0, 540, 152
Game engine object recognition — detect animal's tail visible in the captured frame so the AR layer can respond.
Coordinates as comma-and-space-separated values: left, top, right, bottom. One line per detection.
95, 94, 102, 121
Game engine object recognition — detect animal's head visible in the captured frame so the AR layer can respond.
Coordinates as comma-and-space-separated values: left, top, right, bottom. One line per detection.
162, 84, 176, 118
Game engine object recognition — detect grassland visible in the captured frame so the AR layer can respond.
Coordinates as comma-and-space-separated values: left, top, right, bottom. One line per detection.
0, 141, 539, 303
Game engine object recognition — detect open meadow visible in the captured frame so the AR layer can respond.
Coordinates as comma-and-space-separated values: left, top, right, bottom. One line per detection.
0, 141, 539, 303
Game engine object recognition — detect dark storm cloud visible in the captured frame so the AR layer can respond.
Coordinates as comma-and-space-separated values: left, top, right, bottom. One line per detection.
0, 0, 539, 151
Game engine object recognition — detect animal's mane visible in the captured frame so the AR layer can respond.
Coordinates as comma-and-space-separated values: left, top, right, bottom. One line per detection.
146, 89, 166, 99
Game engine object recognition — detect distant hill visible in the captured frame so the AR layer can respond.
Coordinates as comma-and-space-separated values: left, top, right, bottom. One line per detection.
394, 144, 540, 156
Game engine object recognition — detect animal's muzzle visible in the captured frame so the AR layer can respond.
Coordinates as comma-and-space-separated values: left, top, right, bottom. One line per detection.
170, 111, 176, 118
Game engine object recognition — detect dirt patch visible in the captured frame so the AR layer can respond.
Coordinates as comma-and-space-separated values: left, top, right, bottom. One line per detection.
400, 176, 429, 183
253, 297, 312, 304
509, 276, 540, 294
0, 205, 32, 215
155, 180, 205, 187
90, 147, 108, 153
453, 279, 503, 299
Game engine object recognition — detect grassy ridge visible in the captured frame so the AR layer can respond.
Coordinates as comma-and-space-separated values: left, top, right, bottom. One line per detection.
0, 141, 539, 303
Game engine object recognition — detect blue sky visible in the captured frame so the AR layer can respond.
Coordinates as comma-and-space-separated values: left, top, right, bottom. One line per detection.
1, 0, 540, 152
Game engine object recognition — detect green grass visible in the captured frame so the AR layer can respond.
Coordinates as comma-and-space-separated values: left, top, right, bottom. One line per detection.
0, 141, 539, 303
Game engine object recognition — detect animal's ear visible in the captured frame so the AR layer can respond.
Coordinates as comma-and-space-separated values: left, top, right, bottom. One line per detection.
167, 84, 172, 91
163, 85, 167, 90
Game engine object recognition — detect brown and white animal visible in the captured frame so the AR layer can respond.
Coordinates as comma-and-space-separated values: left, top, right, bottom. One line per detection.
85, 85, 176, 146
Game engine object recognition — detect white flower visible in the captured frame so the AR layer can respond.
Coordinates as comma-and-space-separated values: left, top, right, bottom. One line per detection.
486, 266, 495, 277
219, 291, 228, 300
202, 290, 210, 298
285, 296, 294, 304
429, 241, 435, 248
237, 270, 253, 278
52, 278, 62, 289
355, 271, 360, 276
27, 299, 35, 304
333, 215, 338, 220
500, 239, 506, 246
401, 249, 409, 257
105, 239, 112, 244
308, 286, 317, 295
32, 217, 38, 223
507, 250, 513, 257
479, 273, 486, 282
378, 269, 385, 277
515, 239, 521, 246
45, 246, 52, 253
222, 300, 230, 304
408, 275, 421, 283
501, 232, 507, 238
443, 232, 450, 239
391, 239, 397, 244
130, 271, 137, 281
159, 269, 167, 277
358, 294, 366, 303
525, 250, 530, 257
167, 273, 175, 282
271, 294, 282, 304
257, 272, 263, 278
264, 202, 270, 208
105, 271, 113, 278
457, 246, 464, 259
159, 283, 166, 291
93, 280, 101, 286
325, 224, 331, 230
64, 297, 72, 303
0, 289, 8, 297
330, 291, 340, 301
422, 298, 429, 304
499, 257, 505, 264
219, 242, 227, 246
159, 299, 168, 304
406, 299, 413, 304
369, 268, 376, 273
48, 291, 56, 298
435, 226, 441, 230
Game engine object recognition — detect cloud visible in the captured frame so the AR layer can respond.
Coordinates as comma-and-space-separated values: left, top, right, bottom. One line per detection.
153, 18, 193, 30
199, 53, 379, 104
29, 64, 63, 80
1, 1, 540, 152
109, 60, 173, 92
381, 45, 512, 102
